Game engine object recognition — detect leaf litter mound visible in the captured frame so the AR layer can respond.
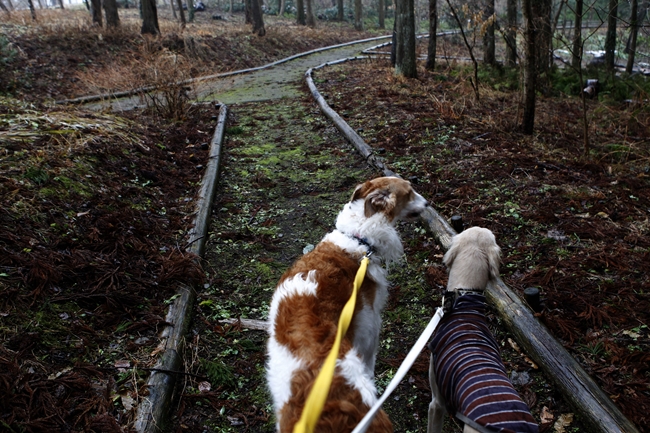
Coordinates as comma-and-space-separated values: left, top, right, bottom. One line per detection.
0, 97, 215, 432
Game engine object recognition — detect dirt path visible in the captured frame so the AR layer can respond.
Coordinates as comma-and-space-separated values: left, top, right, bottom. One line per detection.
167, 39, 468, 432
83, 38, 387, 111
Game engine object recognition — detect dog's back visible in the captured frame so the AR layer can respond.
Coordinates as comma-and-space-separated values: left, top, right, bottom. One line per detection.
429, 294, 538, 433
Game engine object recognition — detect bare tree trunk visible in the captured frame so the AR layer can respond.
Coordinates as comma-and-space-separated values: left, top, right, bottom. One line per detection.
5, 0, 13, 10
306, 0, 315, 26
229, 0, 233, 14
378, 0, 384, 28
395, 0, 417, 78
551, 0, 565, 37
625, 0, 638, 73
336, 0, 342, 20
141, 0, 160, 35
251, 0, 266, 35
0, 0, 10, 13
521, 0, 536, 134
188, 0, 195, 22
175, 0, 186, 27
505, 0, 517, 66
90, 0, 102, 26
533, 0, 552, 78
605, 0, 618, 71
425, 0, 437, 70
483, 0, 495, 65
104, 0, 120, 27
169, 0, 177, 19
57, 0, 64, 9
354, 0, 362, 30
296, 0, 305, 24
245, 0, 251, 23
36, 0, 42, 9
27, 0, 37, 20
571, 0, 583, 70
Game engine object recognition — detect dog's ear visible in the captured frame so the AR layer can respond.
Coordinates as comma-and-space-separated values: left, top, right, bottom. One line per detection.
486, 242, 501, 280
363, 188, 396, 218
443, 237, 459, 269
351, 182, 368, 203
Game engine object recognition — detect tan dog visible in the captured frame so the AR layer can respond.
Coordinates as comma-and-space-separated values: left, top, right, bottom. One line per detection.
427, 227, 538, 433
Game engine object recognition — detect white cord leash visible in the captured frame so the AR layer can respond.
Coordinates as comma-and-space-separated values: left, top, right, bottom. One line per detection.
351, 307, 445, 433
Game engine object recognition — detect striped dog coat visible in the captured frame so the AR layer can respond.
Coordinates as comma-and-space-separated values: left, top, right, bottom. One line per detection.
428, 293, 538, 433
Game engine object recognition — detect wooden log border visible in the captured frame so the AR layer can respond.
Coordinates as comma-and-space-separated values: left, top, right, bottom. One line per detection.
305, 60, 640, 433
133, 104, 228, 433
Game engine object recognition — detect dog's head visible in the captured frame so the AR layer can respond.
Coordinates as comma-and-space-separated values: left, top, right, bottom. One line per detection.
443, 227, 501, 290
351, 177, 429, 222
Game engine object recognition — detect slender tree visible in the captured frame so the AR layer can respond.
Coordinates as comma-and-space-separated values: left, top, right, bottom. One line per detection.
169, 0, 177, 19
533, 0, 552, 77
505, 0, 517, 66
336, 0, 343, 21
26, 0, 36, 20
175, 0, 186, 27
354, 0, 362, 30
394, 0, 417, 77
188, 0, 195, 22
426, 0, 437, 70
141, 0, 160, 35
296, 0, 305, 24
483, 0, 496, 65
104, 0, 121, 27
625, 0, 638, 73
90, 0, 102, 26
604, 0, 618, 71
250, 0, 266, 35
57, 0, 64, 9
0, 0, 10, 14
306, 0, 315, 26
521, 0, 536, 134
571, 0, 583, 69
378, 0, 385, 28
245, 0, 252, 23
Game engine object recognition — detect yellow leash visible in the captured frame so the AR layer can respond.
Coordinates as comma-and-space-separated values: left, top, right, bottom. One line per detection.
293, 255, 370, 433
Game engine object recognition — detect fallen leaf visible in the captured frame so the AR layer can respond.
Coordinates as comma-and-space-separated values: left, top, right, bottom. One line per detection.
198, 381, 211, 392
540, 406, 554, 424
553, 413, 574, 433
507, 338, 520, 352
115, 360, 131, 371
524, 356, 539, 369
622, 330, 641, 339
121, 394, 136, 411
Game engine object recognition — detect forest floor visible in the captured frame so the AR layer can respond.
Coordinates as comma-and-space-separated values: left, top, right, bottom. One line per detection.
1, 7, 649, 433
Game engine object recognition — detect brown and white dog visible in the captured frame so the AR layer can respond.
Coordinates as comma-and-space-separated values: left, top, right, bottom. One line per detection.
266, 177, 429, 433
427, 227, 538, 433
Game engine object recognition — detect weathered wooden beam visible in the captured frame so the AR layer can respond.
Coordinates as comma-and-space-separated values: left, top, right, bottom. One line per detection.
133, 104, 228, 433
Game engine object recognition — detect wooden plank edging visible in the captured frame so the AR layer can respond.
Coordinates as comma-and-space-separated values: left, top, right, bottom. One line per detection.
305, 61, 640, 433
132, 104, 228, 433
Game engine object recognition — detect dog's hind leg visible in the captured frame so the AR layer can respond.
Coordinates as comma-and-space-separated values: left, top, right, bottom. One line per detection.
427, 354, 445, 433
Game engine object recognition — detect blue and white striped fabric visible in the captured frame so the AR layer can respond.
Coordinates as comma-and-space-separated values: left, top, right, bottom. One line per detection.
428, 294, 538, 433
